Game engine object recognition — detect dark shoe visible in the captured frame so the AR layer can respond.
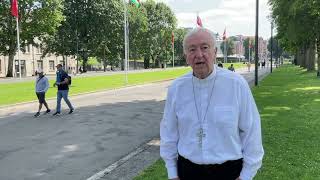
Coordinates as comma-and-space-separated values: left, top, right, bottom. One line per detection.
34, 112, 40, 117
68, 109, 74, 114
45, 109, 51, 114
52, 112, 60, 116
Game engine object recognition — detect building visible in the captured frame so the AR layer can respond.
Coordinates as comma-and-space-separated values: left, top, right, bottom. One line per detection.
0, 44, 76, 78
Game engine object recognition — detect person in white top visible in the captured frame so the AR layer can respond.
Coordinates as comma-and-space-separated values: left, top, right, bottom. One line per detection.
34, 69, 50, 117
160, 28, 264, 180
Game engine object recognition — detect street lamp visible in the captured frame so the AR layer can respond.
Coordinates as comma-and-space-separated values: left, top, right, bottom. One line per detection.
254, 0, 259, 86
270, 21, 273, 73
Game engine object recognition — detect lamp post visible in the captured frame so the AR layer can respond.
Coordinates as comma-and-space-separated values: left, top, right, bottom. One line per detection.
270, 21, 273, 73
254, 0, 259, 86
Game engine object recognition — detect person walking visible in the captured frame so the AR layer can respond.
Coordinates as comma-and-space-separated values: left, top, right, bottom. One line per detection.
34, 69, 50, 117
53, 64, 74, 115
160, 28, 264, 180
228, 63, 235, 72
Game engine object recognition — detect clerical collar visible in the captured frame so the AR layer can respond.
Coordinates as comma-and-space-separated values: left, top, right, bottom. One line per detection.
192, 65, 217, 83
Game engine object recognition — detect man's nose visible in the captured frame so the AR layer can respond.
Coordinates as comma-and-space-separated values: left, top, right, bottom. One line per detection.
195, 48, 203, 58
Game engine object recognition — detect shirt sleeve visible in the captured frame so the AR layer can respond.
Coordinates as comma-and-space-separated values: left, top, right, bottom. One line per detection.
238, 79, 264, 180
160, 85, 179, 179
44, 77, 50, 92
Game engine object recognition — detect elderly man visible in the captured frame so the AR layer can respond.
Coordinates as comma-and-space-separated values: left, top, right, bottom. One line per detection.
160, 28, 264, 180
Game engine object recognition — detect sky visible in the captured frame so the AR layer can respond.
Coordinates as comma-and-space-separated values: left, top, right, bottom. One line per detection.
145, 0, 272, 39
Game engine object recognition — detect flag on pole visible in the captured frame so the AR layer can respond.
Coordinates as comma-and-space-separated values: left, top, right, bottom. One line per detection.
11, 0, 18, 17
129, 0, 140, 7
223, 28, 227, 41
196, 15, 203, 27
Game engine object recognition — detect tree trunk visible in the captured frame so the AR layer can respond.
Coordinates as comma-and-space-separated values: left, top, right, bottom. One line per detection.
301, 45, 307, 68
316, 38, 320, 76
297, 49, 301, 66
82, 52, 88, 72
307, 42, 315, 71
6, 53, 14, 77
144, 56, 150, 69
134, 59, 137, 70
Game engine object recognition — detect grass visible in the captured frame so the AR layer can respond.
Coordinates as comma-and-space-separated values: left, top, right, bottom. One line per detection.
222, 62, 248, 69
0, 68, 191, 106
134, 65, 320, 180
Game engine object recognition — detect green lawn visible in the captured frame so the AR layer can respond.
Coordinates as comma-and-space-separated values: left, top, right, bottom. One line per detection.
0, 68, 191, 106
134, 65, 320, 180
222, 62, 248, 69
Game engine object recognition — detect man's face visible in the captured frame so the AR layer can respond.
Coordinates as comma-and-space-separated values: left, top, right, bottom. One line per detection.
56, 65, 62, 71
185, 31, 216, 79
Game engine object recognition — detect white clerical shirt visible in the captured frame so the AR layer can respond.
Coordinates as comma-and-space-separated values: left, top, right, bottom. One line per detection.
160, 65, 264, 180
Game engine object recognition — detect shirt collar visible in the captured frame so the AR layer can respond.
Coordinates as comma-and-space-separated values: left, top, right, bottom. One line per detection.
192, 65, 217, 84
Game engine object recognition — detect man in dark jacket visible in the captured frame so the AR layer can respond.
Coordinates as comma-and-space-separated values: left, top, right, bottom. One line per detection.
53, 64, 74, 115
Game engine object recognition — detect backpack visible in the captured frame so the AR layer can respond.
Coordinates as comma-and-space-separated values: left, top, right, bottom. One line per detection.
67, 75, 72, 85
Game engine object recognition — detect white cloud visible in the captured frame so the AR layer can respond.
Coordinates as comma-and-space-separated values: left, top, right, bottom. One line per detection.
150, 0, 272, 39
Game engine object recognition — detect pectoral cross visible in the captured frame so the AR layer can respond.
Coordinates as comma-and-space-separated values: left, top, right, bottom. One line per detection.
197, 128, 206, 148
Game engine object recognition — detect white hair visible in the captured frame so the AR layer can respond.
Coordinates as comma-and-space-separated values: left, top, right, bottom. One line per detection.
183, 27, 217, 54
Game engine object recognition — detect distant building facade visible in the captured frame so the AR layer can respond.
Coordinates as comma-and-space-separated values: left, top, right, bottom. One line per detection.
0, 44, 76, 77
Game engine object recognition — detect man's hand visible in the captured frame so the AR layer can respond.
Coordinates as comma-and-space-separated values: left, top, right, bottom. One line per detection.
235, 177, 241, 180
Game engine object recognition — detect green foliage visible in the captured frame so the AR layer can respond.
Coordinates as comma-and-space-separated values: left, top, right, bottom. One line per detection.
142, 0, 177, 68
269, 0, 319, 52
267, 37, 283, 58
220, 38, 235, 56
173, 28, 188, 66
0, 0, 64, 77
87, 57, 100, 66
128, 4, 148, 60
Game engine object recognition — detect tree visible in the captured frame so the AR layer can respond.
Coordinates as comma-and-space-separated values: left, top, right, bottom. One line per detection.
0, 0, 64, 77
220, 38, 235, 57
267, 37, 283, 60
269, 0, 319, 71
43, 0, 124, 72
142, 0, 177, 68
127, 3, 148, 69
173, 28, 188, 66
243, 38, 255, 61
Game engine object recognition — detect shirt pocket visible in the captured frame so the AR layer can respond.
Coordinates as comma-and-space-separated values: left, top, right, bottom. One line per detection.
213, 106, 236, 128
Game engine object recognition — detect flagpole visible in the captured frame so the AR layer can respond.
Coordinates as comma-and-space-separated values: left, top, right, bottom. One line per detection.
249, 44, 251, 63
224, 39, 227, 63
16, 16, 21, 79
172, 32, 174, 68
172, 41, 174, 68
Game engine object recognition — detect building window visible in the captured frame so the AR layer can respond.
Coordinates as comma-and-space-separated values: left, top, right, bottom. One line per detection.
37, 60, 43, 71
49, 60, 55, 71
36, 47, 42, 54
25, 45, 30, 53
0, 59, 2, 72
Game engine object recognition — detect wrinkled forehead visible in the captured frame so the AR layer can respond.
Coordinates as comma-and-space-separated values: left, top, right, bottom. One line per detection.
186, 31, 214, 48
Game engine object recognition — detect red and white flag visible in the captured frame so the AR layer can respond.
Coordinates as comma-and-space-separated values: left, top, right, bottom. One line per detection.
223, 28, 227, 41
11, 0, 19, 17
196, 15, 203, 27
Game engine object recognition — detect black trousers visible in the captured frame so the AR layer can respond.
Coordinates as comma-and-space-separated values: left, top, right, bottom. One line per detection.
177, 155, 243, 180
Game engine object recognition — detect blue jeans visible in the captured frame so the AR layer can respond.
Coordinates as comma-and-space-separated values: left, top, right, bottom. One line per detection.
56, 90, 74, 112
